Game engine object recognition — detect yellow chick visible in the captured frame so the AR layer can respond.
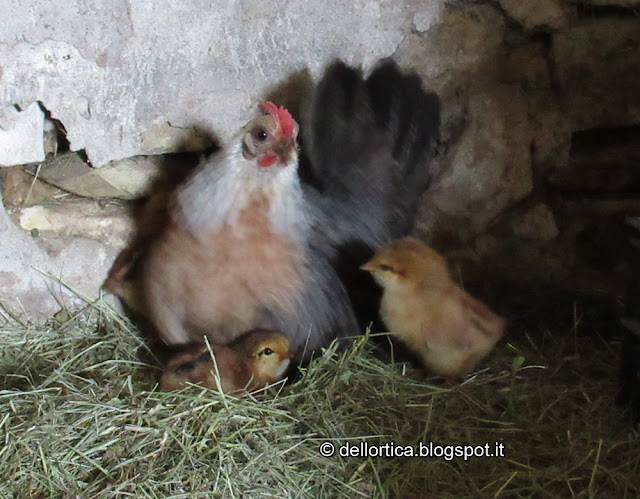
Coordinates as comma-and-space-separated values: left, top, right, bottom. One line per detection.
361, 237, 505, 378
160, 329, 293, 394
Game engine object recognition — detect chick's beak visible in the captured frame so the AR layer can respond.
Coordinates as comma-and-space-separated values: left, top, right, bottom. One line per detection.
360, 260, 376, 273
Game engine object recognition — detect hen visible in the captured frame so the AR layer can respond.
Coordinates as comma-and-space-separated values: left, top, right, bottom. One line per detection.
117, 59, 440, 361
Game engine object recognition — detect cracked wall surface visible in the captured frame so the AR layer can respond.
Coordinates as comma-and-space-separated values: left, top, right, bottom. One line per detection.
0, 0, 438, 167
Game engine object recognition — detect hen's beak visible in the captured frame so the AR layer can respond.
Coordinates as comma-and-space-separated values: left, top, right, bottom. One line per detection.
276, 139, 297, 166
257, 139, 297, 168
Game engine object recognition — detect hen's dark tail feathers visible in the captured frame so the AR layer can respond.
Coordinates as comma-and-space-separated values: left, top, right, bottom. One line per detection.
301, 59, 440, 334
303, 59, 441, 253
366, 60, 441, 190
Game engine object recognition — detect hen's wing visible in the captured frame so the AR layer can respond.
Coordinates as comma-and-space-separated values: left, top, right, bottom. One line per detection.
256, 246, 359, 361
300, 59, 441, 332
302, 59, 441, 257
258, 60, 441, 359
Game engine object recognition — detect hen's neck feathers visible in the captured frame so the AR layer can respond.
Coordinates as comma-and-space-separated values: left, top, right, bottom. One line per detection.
174, 136, 308, 241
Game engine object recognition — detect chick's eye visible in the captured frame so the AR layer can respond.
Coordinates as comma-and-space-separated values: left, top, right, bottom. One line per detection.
260, 347, 274, 356
253, 128, 268, 142
380, 264, 393, 272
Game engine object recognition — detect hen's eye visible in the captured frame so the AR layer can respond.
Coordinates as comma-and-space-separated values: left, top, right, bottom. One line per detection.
253, 128, 268, 142
380, 264, 393, 272
260, 347, 274, 356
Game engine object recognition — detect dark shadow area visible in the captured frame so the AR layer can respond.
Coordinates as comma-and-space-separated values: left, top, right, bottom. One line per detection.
39, 103, 72, 156
574, 1, 640, 19
458, 121, 640, 426
550, 125, 640, 195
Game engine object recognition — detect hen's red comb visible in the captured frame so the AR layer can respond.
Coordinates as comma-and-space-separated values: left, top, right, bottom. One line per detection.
259, 101, 296, 139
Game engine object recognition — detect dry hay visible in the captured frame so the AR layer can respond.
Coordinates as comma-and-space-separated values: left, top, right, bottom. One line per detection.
1, 294, 639, 498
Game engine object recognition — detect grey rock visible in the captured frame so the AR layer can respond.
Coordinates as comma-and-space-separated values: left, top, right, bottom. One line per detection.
0, 192, 128, 322
142, 123, 213, 155
396, 4, 506, 85
1, 166, 67, 207
412, 0, 445, 32
0, 103, 45, 167
527, 90, 572, 173
417, 85, 533, 239
10, 199, 133, 246
510, 203, 559, 241
498, 0, 568, 31
2, 0, 132, 67
33, 153, 165, 200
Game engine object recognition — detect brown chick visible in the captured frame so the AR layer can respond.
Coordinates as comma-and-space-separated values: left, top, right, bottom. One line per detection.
160, 329, 293, 395
361, 237, 505, 378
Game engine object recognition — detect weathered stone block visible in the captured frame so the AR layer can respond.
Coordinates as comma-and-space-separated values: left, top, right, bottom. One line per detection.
510, 203, 559, 241
552, 19, 640, 130
397, 4, 506, 84
11, 199, 132, 246
498, 0, 568, 31
417, 84, 533, 238
501, 41, 551, 89
33, 153, 165, 200
1, 166, 66, 207
142, 123, 214, 155
527, 90, 572, 173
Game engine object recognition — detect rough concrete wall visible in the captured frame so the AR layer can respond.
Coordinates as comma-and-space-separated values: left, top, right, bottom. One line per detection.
0, 0, 440, 167
0, 189, 126, 321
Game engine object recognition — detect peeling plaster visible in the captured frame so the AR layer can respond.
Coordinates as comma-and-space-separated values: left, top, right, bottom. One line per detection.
0, 0, 413, 166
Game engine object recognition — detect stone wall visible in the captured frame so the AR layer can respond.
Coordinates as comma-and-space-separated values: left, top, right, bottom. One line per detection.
1, 0, 639, 321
